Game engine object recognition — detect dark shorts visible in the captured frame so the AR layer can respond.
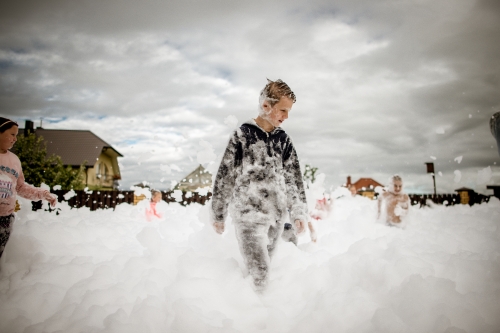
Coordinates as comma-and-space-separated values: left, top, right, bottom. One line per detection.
0, 214, 15, 258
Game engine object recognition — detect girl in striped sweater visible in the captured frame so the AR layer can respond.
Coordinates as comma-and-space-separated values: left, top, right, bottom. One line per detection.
0, 117, 57, 258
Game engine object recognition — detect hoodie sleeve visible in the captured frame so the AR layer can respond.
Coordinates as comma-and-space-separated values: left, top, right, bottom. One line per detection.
283, 138, 308, 223
211, 130, 242, 223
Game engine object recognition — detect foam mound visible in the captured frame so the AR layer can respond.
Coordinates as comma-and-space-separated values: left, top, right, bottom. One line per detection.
1, 196, 499, 333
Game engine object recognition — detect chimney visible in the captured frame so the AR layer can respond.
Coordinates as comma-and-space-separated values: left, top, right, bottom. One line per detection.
347, 176, 351, 186
24, 120, 34, 136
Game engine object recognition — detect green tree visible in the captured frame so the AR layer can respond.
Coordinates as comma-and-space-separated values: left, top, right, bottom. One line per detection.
13, 133, 85, 190
303, 164, 318, 184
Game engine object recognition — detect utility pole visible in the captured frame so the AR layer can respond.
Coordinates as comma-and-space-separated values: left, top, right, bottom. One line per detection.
425, 162, 437, 196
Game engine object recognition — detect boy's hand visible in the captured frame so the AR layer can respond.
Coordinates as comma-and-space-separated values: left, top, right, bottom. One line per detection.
295, 220, 305, 234
45, 192, 57, 207
213, 221, 225, 234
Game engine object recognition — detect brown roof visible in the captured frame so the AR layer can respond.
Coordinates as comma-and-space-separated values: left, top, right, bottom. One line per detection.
34, 128, 123, 167
352, 178, 384, 190
455, 187, 474, 192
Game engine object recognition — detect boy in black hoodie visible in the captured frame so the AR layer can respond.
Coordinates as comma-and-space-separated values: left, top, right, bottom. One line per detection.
211, 79, 308, 291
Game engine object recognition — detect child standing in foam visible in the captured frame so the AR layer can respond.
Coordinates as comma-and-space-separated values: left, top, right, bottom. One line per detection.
0, 118, 57, 258
377, 175, 410, 227
145, 190, 163, 221
349, 185, 358, 197
211, 79, 308, 291
309, 196, 333, 221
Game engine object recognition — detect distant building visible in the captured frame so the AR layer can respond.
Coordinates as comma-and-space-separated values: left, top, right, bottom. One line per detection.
22, 120, 123, 190
175, 164, 212, 191
345, 175, 384, 200
133, 182, 150, 189
453, 187, 491, 206
487, 185, 500, 199
454, 187, 479, 205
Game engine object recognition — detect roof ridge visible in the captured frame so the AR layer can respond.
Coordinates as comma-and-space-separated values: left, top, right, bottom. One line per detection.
36, 128, 91, 132
36, 128, 119, 154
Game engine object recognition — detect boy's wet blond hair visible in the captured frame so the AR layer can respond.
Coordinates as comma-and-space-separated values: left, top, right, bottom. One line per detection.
259, 79, 296, 107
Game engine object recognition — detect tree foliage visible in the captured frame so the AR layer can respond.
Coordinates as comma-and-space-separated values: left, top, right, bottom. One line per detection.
13, 133, 85, 190
303, 164, 318, 184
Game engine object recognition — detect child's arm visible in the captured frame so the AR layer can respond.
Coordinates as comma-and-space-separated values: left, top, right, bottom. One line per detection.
145, 203, 154, 221
211, 131, 241, 233
16, 172, 57, 207
282, 140, 308, 231
377, 194, 384, 219
308, 221, 317, 242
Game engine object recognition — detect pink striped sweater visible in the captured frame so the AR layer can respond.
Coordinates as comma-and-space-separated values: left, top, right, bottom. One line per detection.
0, 151, 51, 216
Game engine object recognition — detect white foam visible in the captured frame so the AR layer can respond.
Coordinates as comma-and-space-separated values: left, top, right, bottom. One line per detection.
0, 195, 499, 332
477, 166, 492, 185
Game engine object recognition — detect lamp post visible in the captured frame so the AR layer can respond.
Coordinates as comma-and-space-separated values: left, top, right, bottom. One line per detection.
425, 162, 437, 196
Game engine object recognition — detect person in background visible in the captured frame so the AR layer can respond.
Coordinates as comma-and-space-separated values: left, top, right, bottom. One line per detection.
145, 190, 163, 221
304, 194, 334, 243
0, 117, 57, 258
377, 175, 410, 227
349, 185, 358, 197
310, 195, 333, 221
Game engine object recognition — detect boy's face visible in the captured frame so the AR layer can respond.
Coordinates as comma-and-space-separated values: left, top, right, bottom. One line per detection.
262, 96, 293, 128
0, 126, 18, 153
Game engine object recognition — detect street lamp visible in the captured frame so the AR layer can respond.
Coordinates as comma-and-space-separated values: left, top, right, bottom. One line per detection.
425, 162, 437, 196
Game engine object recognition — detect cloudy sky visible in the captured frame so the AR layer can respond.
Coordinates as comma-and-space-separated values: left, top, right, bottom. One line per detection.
1, 0, 499, 194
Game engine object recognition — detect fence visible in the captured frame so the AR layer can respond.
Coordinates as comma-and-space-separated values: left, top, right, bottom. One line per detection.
28, 190, 491, 212
31, 189, 213, 212
408, 193, 491, 207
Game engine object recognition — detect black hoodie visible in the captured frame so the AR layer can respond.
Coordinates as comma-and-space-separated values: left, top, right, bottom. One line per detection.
211, 119, 307, 224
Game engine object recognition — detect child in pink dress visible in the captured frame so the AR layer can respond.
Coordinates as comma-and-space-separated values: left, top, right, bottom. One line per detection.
310, 196, 333, 221
0, 117, 57, 258
145, 190, 163, 221
306, 195, 333, 243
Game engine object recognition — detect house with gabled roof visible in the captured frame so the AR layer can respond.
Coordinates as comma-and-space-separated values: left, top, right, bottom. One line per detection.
22, 120, 123, 190
345, 175, 384, 200
175, 164, 213, 192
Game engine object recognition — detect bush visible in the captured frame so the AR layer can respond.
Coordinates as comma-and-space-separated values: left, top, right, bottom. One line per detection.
303, 164, 318, 184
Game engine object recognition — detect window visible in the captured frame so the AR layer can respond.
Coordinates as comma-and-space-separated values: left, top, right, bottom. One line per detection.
96, 162, 109, 180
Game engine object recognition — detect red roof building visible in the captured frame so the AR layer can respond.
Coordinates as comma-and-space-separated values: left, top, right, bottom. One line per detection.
345, 176, 384, 199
